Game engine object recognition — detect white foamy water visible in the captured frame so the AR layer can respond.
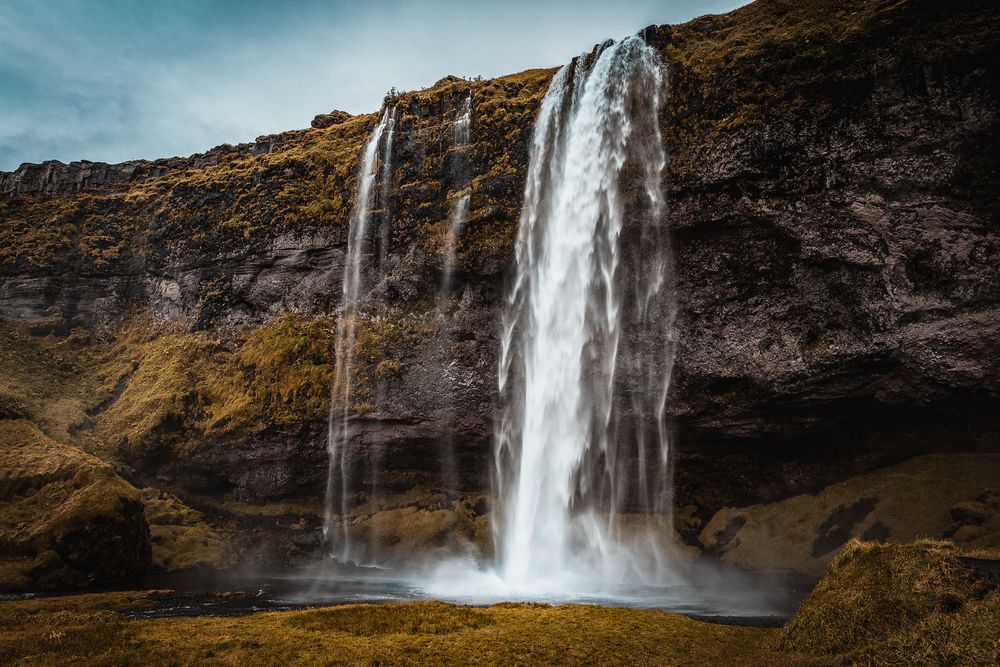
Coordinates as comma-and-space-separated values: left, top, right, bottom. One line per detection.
323, 107, 397, 562
485, 34, 675, 594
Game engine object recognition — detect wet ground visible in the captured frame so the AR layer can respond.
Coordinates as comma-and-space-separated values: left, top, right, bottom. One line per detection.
134, 562, 811, 625
6, 562, 814, 627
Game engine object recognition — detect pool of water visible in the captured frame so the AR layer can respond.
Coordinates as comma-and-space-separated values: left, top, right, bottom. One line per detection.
116, 561, 811, 625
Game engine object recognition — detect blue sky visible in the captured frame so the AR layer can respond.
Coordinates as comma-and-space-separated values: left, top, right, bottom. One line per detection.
0, 0, 746, 170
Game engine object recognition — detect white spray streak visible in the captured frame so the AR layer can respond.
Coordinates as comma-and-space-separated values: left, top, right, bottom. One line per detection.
322, 106, 395, 563
441, 94, 473, 296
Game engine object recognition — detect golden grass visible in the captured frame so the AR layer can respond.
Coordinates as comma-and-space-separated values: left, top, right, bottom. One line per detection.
0, 598, 776, 666
0, 320, 106, 441
772, 539, 979, 655
0, 421, 148, 590
855, 588, 1000, 666
87, 310, 442, 461
0, 540, 995, 665
90, 315, 336, 457
771, 540, 1000, 665
142, 488, 230, 572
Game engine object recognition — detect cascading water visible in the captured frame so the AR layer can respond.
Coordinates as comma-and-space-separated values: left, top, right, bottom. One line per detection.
441, 94, 473, 296
310, 39, 781, 617
492, 34, 675, 592
377, 107, 399, 267
435, 94, 474, 501
322, 106, 397, 563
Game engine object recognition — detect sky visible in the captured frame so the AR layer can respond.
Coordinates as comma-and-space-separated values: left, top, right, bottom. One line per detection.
0, 0, 747, 171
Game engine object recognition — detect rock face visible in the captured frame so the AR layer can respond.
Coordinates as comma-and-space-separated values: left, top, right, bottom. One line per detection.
0, 129, 316, 198
0, 0, 997, 552
699, 453, 1000, 576
0, 421, 151, 591
311, 110, 353, 129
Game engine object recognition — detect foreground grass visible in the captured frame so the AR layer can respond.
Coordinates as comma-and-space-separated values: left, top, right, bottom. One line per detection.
0, 597, 797, 667
773, 540, 1000, 665
4, 541, 998, 665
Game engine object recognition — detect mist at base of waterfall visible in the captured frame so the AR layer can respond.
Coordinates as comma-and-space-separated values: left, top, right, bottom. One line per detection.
407, 555, 800, 618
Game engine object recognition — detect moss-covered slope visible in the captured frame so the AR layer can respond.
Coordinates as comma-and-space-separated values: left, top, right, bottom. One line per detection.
0, 421, 150, 591
773, 540, 999, 664
700, 453, 1000, 576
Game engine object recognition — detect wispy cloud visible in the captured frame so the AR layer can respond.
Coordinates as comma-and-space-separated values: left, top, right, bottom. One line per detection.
0, 0, 746, 170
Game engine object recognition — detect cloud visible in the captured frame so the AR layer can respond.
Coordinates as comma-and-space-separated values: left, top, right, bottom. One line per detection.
0, 0, 746, 170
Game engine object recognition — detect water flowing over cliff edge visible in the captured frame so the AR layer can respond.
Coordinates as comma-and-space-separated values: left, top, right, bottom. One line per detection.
490, 36, 674, 591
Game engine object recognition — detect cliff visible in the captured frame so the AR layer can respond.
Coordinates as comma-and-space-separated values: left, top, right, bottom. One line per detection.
0, 0, 998, 574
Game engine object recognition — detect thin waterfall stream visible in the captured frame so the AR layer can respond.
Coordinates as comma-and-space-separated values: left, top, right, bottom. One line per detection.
437, 93, 475, 496
323, 106, 397, 563
441, 94, 473, 297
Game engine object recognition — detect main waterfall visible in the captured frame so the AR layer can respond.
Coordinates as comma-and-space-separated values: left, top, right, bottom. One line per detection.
492, 35, 675, 591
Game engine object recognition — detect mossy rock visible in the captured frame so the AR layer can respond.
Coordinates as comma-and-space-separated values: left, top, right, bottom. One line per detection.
94, 314, 336, 458
141, 488, 229, 572
773, 539, 996, 660
0, 421, 151, 591
700, 453, 1000, 576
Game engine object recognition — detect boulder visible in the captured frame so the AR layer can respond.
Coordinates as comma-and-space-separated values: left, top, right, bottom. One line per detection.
310, 110, 352, 129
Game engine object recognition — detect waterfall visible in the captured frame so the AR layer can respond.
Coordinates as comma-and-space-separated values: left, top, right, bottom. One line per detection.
431, 94, 475, 501
493, 35, 674, 590
322, 106, 397, 563
377, 107, 399, 266
441, 94, 473, 296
